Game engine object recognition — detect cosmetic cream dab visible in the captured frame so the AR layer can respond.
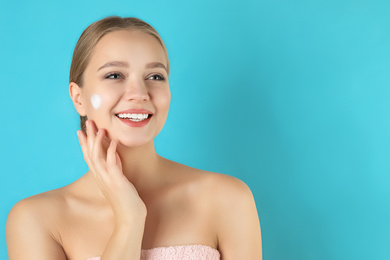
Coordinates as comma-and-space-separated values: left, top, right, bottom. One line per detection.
90, 94, 102, 110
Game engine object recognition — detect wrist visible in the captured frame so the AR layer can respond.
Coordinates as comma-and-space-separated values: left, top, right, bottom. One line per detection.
114, 206, 147, 227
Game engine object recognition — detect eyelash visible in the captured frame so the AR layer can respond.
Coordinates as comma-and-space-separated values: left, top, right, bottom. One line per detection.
147, 74, 165, 81
104, 73, 165, 81
105, 72, 123, 79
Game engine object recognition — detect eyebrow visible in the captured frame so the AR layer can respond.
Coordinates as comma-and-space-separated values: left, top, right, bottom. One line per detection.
97, 61, 129, 71
146, 62, 168, 72
97, 61, 168, 73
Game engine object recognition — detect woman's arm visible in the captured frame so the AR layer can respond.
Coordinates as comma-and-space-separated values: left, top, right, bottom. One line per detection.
215, 176, 262, 260
99, 215, 146, 260
77, 120, 146, 259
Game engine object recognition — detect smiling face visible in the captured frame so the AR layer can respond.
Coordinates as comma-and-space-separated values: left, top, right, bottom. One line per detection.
70, 30, 171, 147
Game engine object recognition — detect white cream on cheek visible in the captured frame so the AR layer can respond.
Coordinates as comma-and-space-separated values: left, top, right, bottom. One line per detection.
90, 94, 102, 110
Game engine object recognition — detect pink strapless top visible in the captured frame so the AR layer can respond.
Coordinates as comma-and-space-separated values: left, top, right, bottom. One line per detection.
86, 244, 220, 260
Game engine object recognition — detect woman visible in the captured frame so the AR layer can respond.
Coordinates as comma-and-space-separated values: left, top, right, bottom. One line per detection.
6, 16, 262, 260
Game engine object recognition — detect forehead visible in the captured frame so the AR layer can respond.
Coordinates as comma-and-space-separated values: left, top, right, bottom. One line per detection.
89, 30, 167, 67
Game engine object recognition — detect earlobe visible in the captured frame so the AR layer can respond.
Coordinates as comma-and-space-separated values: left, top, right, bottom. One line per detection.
69, 82, 87, 116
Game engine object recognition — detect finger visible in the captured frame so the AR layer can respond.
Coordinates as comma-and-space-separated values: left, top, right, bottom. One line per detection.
77, 130, 92, 166
92, 128, 108, 177
107, 140, 124, 177
86, 120, 97, 153
116, 152, 123, 171
107, 140, 119, 169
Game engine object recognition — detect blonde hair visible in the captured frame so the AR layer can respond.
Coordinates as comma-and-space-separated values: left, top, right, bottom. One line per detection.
69, 16, 169, 133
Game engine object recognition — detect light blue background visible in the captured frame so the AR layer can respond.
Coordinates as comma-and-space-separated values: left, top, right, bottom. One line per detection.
1, 0, 389, 259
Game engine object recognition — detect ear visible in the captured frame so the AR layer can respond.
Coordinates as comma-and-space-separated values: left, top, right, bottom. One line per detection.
69, 82, 87, 116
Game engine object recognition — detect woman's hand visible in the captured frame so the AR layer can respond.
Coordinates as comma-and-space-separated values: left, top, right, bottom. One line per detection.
77, 120, 147, 224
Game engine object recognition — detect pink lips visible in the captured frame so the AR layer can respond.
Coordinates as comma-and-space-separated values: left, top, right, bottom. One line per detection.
115, 108, 153, 127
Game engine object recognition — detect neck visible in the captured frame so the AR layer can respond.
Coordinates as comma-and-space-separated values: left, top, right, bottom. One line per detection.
116, 140, 164, 192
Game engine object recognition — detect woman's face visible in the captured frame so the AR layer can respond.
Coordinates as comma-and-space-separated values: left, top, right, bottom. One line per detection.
76, 30, 170, 147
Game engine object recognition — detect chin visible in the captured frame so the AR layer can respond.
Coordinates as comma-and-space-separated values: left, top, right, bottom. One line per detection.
115, 136, 154, 148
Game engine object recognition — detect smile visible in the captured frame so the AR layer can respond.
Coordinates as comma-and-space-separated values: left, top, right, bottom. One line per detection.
116, 113, 151, 122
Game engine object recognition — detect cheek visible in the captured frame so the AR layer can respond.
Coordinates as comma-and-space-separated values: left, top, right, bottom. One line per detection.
90, 94, 102, 110
159, 88, 171, 110
87, 90, 121, 116
151, 87, 170, 112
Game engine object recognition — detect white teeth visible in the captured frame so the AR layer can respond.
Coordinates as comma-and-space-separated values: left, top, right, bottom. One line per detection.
117, 113, 149, 122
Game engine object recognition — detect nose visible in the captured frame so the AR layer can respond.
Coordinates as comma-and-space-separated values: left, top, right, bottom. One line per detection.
124, 77, 150, 102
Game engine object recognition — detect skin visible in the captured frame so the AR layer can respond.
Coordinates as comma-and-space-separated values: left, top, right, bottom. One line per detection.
6, 30, 262, 260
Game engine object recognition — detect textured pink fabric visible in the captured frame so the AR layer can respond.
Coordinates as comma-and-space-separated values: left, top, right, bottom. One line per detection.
85, 244, 220, 260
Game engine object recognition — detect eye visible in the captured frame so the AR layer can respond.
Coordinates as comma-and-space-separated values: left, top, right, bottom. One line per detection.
105, 72, 123, 79
147, 74, 165, 81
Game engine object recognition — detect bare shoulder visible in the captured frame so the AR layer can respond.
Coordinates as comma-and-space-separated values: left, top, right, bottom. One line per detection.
174, 165, 262, 258
204, 172, 256, 214
195, 170, 257, 218
6, 188, 68, 259
180, 162, 252, 197
8, 188, 66, 221
168, 159, 254, 206
205, 171, 252, 197
7, 188, 66, 239
7, 173, 93, 222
